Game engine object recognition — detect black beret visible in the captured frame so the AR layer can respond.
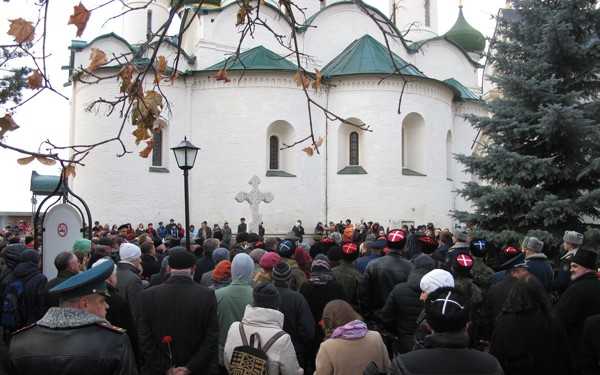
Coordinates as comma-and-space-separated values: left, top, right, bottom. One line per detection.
168, 248, 196, 269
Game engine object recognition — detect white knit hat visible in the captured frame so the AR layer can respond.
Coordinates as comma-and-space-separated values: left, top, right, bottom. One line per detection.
420, 269, 455, 294
119, 243, 141, 261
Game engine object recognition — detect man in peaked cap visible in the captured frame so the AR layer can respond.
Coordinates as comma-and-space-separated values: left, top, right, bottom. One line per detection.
8, 259, 138, 375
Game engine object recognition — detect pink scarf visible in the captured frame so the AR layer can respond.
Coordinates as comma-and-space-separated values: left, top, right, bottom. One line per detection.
330, 320, 368, 340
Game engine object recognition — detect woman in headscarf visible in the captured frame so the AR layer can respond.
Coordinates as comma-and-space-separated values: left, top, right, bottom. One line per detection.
300, 255, 347, 373
315, 300, 390, 375
215, 253, 254, 371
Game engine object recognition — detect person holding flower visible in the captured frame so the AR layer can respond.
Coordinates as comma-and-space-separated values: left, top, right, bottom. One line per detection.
314, 300, 390, 375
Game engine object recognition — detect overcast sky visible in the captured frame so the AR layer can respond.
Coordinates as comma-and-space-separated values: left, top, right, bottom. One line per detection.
0, 0, 505, 213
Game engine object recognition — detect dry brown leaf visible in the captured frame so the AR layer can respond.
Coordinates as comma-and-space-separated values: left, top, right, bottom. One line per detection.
154, 56, 167, 85
215, 68, 231, 83
64, 164, 76, 178
0, 114, 19, 138
118, 64, 135, 93
36, 156, 56, 166
68, 2, 91, 37
315, 136, 324, 148
236, 6, 248, 26
293, 71, 310, 89
16, 156, 35, 165
27, 70, 43, 90
87, 48, 107, 72
302, 146, 314, 156
153, 118, 167, 131
139, 140, 154, 158
312, 69, 322, 91
132, 126, 151, 145
8, 18, 34, 44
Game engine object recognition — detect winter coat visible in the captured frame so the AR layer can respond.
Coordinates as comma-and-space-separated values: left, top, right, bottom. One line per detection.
275, 285, 315, 367
355, 254, 379, 274
116, 262, 144, 322
138, 275, 218, 375
480, 275, 519, 340
284, 258, 307, 291
315, 330, 390, 375
224, 306, 303, 375
105, 284, 138, 365
490, 310, 570, 375
215, 281, 253, 364
140, 254, 160, 280
11, 261, 47, 328
524, 253, 553, 291
581, 314, 600, 375
360, 252, 413, 313
332, 261, 362, 309
9, 307, 138, 375
555, 272, 600, 372
379, 269, 426, 354
389, 331, 503, 375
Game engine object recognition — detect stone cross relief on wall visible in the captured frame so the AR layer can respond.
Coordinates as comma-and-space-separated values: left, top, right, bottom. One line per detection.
235, 175, 274, 234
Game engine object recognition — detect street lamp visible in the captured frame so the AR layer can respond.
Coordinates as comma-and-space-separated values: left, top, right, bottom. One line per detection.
171, 137, 200, 252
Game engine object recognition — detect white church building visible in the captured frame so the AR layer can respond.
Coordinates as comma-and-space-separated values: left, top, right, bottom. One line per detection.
67, 0, 488, 234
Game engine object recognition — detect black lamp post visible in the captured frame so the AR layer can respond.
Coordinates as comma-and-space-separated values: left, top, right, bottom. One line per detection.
171, 137, 200, 252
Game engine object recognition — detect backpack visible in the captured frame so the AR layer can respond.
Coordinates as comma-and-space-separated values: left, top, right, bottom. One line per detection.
1, 278, 24, 332
229, 323, 286, 375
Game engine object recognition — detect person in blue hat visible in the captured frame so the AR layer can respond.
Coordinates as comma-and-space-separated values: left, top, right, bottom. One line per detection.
8, 259, 138, 375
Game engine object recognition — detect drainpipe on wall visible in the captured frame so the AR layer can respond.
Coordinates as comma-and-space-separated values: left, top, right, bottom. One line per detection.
324, 87, 330, 225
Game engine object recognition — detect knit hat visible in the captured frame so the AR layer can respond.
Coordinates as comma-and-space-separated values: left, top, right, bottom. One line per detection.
119, 243, 141, 261
420, 269, 455, 294
19, 249, 39, 264
564, 231, 584, 246
470, 239, 488, 258
387, 229, 407, 250
73, 239, 92, 254
231, 253, 254, 283
327, 245, 343, 262
311, 254, 331, 272
259, 252, 281, 271
213, 260, 232, 282
571, 248, 598, 270
425, 287, 469, 333
253, 282, 280, 310
278, 240, 295, 258
272, 261, 292, 282
212, 247, 230, 264
413, 253, 435, 271
249, 248, 266, 264
522, 237, 544, 253
168, 248, 196, 269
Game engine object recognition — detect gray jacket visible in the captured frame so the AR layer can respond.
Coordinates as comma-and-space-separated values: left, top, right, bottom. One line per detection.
116, 262, 144, 322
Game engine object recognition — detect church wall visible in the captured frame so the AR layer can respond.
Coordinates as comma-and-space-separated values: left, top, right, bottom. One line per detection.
70, 78, 189, 226
186, 73, 325, 234
324, 77, 467, 229
410, 39, 479, 90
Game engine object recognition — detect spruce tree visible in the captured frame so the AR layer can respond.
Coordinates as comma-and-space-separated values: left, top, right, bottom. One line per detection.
454, 0, 600, 246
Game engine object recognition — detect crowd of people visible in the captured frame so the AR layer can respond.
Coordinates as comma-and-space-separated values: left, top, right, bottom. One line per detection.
0, 219, 599, 375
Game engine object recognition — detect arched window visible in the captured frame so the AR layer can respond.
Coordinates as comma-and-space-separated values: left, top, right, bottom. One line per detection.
349, 132, 359, 166
402, 113, 426, 176
269, 135, 279, 170
152, 129, 163, 167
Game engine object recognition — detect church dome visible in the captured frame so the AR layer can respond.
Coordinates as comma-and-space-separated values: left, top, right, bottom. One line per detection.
444, 5, 486, 54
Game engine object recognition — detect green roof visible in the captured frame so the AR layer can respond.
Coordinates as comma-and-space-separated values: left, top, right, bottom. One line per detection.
205, 45, 297, 71
30, 171, 64, 195
321, 35, 425, 78
444, 78, 481, 101
444, 6, 486, 53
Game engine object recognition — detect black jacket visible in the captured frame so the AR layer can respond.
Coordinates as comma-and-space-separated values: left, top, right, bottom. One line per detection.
555, 272, 600, 371
480, 275, 519, 340
138, 275, 218, 375
11, 262, 47, 329
582, 314, 600, 375
390, 331, 503, 375
490, 310, 570, 375
275, 285, 315, 366
140, 254, 160, 281
105, 284, 139, 365
379, 269, 426, 353
8, 317, 137, 375
360, 252, 413, 313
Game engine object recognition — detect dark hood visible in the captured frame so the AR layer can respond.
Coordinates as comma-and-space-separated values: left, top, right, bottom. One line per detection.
13, 261, 40, 280
3, 244, 26, 270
